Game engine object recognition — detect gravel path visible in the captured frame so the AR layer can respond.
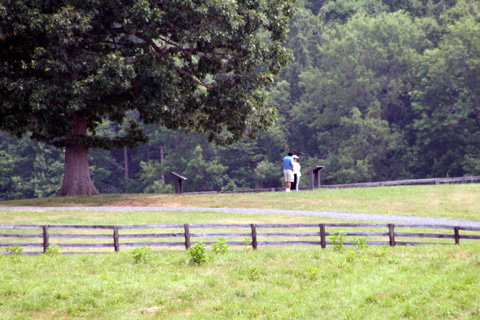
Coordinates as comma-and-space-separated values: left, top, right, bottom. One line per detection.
1, 206, 480, 228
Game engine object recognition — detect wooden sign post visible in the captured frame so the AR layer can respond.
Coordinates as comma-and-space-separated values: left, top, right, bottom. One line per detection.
304, 165, 324, 190
169, 171, 188, 193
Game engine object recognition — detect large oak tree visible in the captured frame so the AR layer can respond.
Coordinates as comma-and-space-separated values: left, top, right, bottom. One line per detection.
0, 0, 294, 196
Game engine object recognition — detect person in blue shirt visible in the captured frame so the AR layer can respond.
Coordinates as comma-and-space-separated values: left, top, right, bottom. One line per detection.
283, 151, 294, 192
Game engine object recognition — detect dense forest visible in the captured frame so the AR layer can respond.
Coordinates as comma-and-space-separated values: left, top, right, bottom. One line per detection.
1, 0, 479, 200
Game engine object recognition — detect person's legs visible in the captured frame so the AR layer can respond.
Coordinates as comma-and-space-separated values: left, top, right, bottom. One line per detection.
284, 170, 293, 192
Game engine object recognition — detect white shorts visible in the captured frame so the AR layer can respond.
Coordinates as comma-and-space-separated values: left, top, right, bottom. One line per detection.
284, 170, 294, 182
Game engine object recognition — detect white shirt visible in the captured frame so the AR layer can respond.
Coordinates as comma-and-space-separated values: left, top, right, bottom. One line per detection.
293, 162, 301, 176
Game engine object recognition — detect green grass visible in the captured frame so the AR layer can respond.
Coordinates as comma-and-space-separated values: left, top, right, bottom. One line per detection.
2, 184, 480, 221
1, 184, 480, 319
0, 208, 350, 226
2, 245, 480, 319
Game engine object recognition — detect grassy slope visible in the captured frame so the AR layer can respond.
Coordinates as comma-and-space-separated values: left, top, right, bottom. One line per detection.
2, 246, 480, 319
1, 184, 480, 319
2, 184, 480, 221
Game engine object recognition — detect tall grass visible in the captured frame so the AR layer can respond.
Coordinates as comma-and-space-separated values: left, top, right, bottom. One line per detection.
2, 245, 480, 319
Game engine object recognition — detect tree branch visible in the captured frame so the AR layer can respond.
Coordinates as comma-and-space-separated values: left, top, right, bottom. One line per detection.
139, 34, 213, 89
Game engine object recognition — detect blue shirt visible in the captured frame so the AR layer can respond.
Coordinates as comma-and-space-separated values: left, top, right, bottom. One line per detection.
283, 156, 293, 170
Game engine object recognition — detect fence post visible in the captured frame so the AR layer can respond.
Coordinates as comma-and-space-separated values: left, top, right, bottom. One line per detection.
454, 227, 460, 245
113, 226, 120, 252
42, 225, 50, 253
250, 224, 258, 250
320, 224, 326, 249
388, 224, 396, 247
184, 224, 191, 250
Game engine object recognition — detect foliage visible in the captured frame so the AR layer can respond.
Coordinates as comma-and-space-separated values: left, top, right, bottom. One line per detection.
131, 246, 152, 264
183, 146, 229, 192
255, 160, 283, 188
89, 147, 130, 194
352, 237, 369, 249
138, 161, 174, 194
212, 237, 229, 255
410, 1, 480, 178
1, 0, 296, 145
243, 238, 253, 252
188, 243, 208, 265
0, 133, 64, 200
43, 244, 61, 257
2, 0, 480, 198
0, 0, 295, 195
248, 266, 263, 281
6, 245, 23, 256
330, 231, 346, 251
326, 108, 406, 183
304, 266, 320, 281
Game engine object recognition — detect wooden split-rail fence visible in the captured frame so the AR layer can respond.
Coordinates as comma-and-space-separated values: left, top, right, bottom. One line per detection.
1, 223, 480, 255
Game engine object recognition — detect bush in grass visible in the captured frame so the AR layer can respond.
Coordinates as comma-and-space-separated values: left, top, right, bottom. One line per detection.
248, 266, 262, 281
346, 250, 357, 262
330, 231, 346, 251
6, 245, 23, 256
352, 237, 368, 249
188, 243, 207, 265
132, 246, 152, 264
212, 237, 229, 254
305, 267, 320, 281
243, 237, 252, 252
43, 244, 61, 257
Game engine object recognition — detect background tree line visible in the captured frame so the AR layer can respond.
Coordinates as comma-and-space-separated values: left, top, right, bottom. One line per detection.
1, 0, 479, 200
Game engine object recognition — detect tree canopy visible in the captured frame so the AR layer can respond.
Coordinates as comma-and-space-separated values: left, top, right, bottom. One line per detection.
0, 0, 295, 195
2, 0, 480, 201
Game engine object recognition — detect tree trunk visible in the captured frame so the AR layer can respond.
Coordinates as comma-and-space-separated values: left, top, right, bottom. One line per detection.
58, 113, 100, 196
124, 146, 129, 179
160, 145, 165, 183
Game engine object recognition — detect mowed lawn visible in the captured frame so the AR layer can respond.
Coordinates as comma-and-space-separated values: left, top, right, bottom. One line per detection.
1, 184, 480, 319
2, 183, 480, 222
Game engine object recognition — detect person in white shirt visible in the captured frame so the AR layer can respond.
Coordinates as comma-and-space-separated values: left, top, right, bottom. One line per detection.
292, 155, 301, 191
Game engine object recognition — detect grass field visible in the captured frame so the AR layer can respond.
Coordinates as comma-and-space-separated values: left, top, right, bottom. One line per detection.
1, 184, 480, 319
2, 245, 480, 319
2, 183, 480, 221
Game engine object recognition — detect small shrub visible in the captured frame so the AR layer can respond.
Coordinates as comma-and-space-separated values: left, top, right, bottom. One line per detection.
352, 237, 368, 249
188, 243, 207, 265
330, 231, 346, 251
305, 267, 320, 281
6, 245, 24, 256
248, 266, 262, 281
243, 237, 252, 252
132, 246, 152, 264
43, 244, 61, 257
212, 237, 229, 254
346, 250, 356, 262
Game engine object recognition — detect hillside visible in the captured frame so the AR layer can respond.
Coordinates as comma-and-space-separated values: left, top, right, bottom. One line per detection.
2, 184, 479, 222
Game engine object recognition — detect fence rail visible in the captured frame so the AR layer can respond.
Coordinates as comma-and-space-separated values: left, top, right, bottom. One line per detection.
1, 223, 480, 255
188, 175, 480, 194
321, 176, 480, 189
